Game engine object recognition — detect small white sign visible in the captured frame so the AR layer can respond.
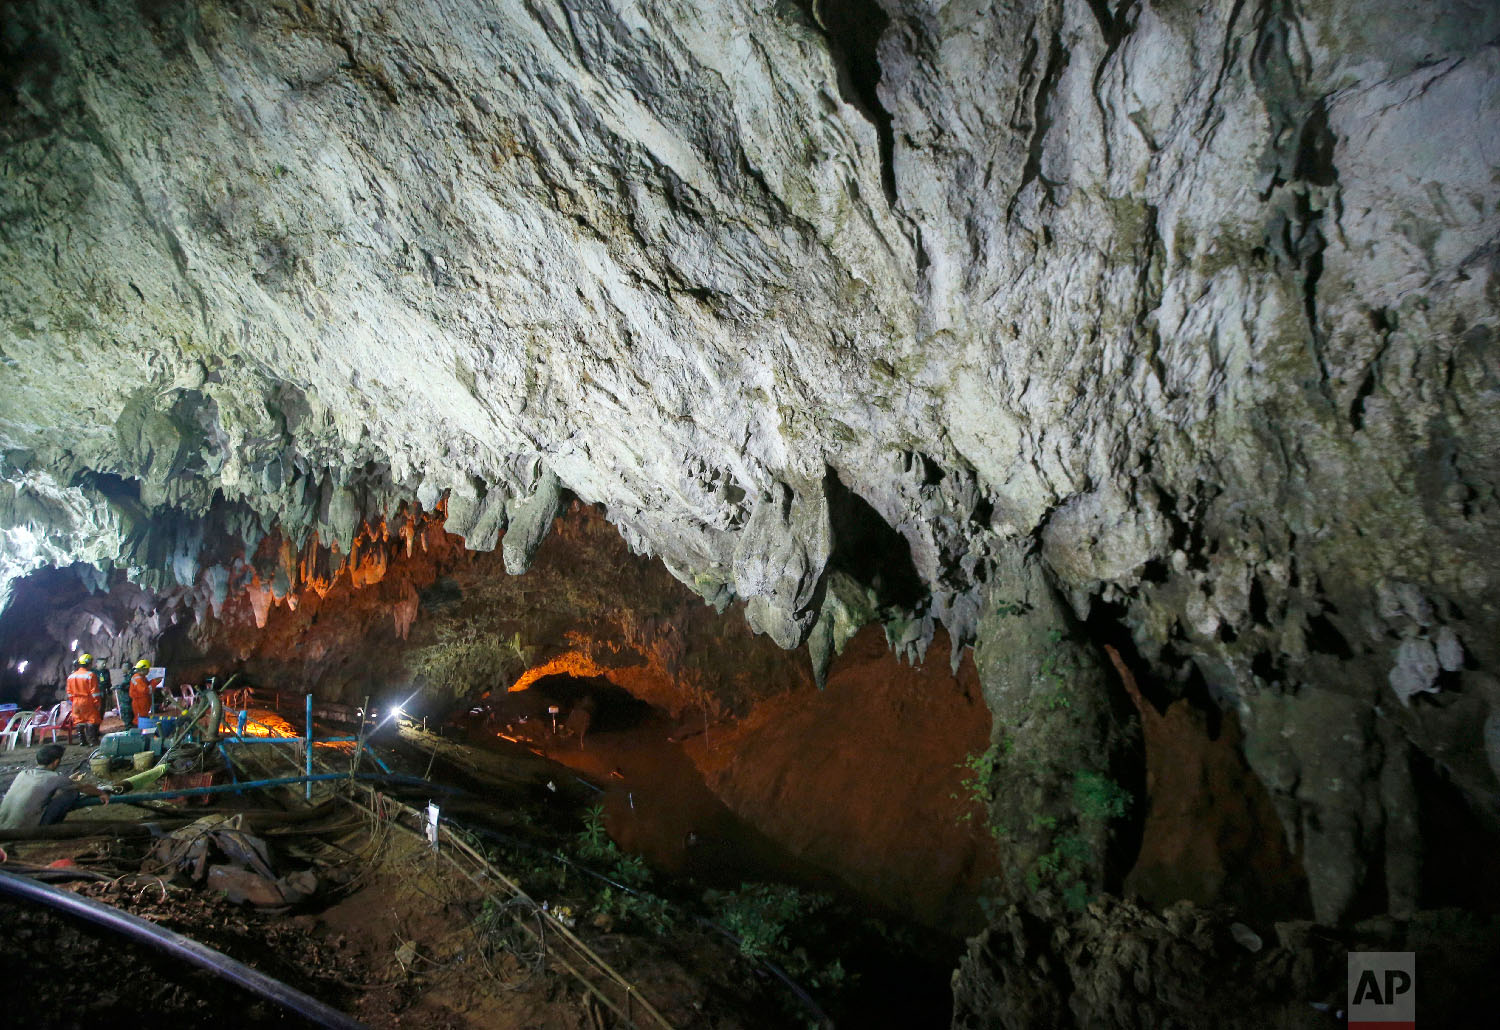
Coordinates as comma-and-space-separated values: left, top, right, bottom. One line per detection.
425, 802, 440, 851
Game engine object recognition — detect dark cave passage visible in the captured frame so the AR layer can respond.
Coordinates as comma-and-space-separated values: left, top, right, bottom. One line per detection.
440, 625, 999, 939
516, 672, 657, 736
440, 666, 968, 1029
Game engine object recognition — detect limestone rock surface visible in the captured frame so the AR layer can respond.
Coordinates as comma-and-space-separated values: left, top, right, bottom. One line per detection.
2, 0, 1499, 927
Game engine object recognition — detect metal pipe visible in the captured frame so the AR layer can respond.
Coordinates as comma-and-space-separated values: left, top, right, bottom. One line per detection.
77, 772, 455, 806
203, 688, 222, 744
0, 819, 198, 841
305, 693, 313, 801
223, 737, 361, 745
0, 869, 365, 1028
353, 694, 370, 777
218, 744, 242, 796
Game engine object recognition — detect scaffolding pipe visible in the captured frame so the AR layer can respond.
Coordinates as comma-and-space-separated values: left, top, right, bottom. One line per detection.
218, 743, 242, 795
223, 737, 361, 745
0, 869, 365, 1029
203, 689, 222, 744
353, 694, 370, 779
305, 693, 313, 801
76, 772, 455, 806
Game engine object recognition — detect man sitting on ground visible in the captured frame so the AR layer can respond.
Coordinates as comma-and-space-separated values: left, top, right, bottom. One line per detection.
0, 743, 112, 829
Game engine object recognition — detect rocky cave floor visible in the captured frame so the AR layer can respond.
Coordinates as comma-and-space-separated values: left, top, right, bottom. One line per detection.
9, 718, 1500, 1030
2, 721, 964, 1030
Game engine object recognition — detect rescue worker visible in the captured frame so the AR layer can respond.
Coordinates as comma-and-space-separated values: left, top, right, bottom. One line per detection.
128, 659, 154, 727
0, 743, 112, 828
66, 653, 104, 747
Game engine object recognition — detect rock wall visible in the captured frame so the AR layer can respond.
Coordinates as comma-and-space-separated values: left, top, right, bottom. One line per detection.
953, 897, 1500, 1030
2, 0, 1499, 936
167, 503, 815, 716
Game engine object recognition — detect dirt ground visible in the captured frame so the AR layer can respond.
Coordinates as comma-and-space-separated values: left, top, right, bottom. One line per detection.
0, 782, 817, 1030
1, 689, 965, 1030
1, 895, 320, 1029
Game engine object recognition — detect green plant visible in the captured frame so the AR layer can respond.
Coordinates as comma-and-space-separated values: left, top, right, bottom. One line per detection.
954, 743, 1004, 823
1073, 771, 1132, 824
704, 883, 829, 965
1060, 880, 1090, 912
995, 599, 1032, 618
595, 884, 676, 935
1036, 635, 1074, 710
1054, 832, 1093, 865
404, 622, 534, 701
610, 850, 652, 889
1023, 775, 1133, 910
809, 957, 846, 991
520, 854, 569, 893
571, 805, 672, 931
576, 804, 613, 861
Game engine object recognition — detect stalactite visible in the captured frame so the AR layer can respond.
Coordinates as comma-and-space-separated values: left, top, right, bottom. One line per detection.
246, 573, 274, 630
393, 577, 419, 640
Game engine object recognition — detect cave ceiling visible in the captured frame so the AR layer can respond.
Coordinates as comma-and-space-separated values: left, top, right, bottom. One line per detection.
1, 0, 1497, 747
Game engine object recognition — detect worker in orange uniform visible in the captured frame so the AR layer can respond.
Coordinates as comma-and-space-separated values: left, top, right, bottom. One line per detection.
128, 659, 154, 728
66, 653, 104, 747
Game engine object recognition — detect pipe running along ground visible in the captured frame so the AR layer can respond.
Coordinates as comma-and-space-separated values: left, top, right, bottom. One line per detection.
75, 771, 459, 806
0, 868, 365, 1029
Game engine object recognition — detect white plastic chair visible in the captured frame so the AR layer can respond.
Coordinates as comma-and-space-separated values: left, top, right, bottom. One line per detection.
179, 684, 196, 708
23, 703, 65, 746
1, 711, 35, 750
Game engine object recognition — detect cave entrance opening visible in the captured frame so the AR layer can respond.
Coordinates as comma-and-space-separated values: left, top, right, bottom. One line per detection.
458, 671, 842, 893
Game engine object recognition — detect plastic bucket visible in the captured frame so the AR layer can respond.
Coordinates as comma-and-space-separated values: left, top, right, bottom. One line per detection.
131, 751, 156, 772
89, 757, 111, 779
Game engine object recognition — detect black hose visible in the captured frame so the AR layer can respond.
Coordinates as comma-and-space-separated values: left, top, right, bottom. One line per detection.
0, 869, 365, 1028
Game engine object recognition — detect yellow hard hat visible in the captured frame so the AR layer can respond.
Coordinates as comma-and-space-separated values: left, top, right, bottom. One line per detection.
77, 653, 92, 665
135, 659, 150, 670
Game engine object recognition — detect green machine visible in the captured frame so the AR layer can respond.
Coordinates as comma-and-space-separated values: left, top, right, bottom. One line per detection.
99, 728, 164, 759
